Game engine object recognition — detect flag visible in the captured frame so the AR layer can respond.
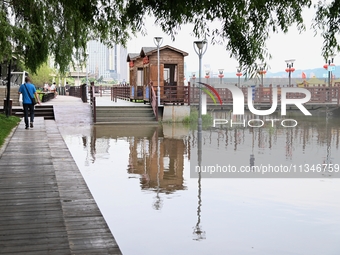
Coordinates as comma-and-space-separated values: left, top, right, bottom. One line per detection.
302, 72, 306, 79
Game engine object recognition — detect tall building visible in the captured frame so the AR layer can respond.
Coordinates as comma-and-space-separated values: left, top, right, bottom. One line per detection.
87, 40, 127, 82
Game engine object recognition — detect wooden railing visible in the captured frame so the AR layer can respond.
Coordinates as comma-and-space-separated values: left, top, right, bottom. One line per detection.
152, 84, 191, 105
190, 84, 340, 106
111, 85, 130, 101
108, 83, 340, 107
69, 84, 87, 102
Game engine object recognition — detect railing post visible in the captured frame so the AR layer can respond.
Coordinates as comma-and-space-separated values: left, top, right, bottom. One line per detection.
188, 82, 191, 106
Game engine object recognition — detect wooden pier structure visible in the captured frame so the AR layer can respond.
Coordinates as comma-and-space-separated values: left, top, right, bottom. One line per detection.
0, 96, 122, 254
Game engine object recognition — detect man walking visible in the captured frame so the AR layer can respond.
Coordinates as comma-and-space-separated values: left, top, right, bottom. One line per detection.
18, 77, 41, 129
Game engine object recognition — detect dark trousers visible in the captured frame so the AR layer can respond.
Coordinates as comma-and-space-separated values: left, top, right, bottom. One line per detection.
23, 103, 35, 127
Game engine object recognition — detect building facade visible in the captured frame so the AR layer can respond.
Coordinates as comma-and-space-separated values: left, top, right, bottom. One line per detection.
87, 40, 128, 82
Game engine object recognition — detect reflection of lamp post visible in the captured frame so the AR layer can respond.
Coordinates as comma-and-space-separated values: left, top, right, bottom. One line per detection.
323, 55, 336, 88
218, 69, 224, 84
193, 40, 208, 139
236, 67, 242, 87
193, 123, 205, 241
285, 59, 295, 86
257, 64, 266, 86
154, 37, 163, 106
153, 137, 163, 210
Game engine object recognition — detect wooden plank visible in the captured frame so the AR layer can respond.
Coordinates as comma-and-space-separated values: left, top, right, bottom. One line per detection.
0, 117, 122, 254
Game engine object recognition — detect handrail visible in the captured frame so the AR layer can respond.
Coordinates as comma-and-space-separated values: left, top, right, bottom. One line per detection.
189, 84, 340, 106
150, 84, 158, 121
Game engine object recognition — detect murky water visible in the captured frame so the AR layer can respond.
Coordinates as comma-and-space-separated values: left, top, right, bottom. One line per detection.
62, 113, 340, 255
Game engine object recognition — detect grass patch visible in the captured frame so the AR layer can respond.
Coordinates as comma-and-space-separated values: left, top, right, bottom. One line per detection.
0, 114, 21, 148
182, 108, 213, 129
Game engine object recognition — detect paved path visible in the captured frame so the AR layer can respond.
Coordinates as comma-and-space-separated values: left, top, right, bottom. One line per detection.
0, 96, 122, 254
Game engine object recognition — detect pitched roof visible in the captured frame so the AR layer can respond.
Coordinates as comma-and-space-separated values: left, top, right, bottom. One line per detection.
140, 45, 188, 57
126, 53, 140, 62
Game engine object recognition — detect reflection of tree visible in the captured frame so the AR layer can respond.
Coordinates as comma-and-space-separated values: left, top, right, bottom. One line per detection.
323, 110, 333, 177
285, 129, 293, 159
207, 114, 340, 159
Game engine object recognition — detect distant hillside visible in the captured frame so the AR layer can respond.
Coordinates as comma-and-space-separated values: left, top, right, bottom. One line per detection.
266, 67, 340, 79
187, 67, 339, 80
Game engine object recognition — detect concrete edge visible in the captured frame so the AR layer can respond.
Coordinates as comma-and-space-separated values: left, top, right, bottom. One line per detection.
0, 119, 22, 159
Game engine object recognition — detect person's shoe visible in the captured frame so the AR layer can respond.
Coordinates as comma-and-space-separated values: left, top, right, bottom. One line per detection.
25, 126, 29, 130
30, 122, 33, 128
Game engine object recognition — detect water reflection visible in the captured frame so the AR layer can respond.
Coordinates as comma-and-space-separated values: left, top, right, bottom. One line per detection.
208, 112, 340, 152
193, 129, 206, 241
63, 113, 340, 255
88, 125, 189, 205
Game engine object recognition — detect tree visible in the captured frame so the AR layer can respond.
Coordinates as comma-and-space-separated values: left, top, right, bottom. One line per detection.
1, 0, 339, 74
0, 0, 131, 74
27, 62, 54, 87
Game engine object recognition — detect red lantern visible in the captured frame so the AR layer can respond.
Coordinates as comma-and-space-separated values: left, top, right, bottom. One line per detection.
285, 68, 289, 72
218, 74, 224, 78
323, 64, 328, 70
330, 63, 335, 66
290, 68, 295, 72
143, 56, 149, 64
205, 75, 210, 79
236, 72, 242, 77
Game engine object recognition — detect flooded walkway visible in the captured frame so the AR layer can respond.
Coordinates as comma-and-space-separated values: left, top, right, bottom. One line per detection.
0, 96, 122, 254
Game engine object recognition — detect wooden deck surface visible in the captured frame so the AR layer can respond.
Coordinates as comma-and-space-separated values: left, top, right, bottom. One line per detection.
0, 96, 122, 254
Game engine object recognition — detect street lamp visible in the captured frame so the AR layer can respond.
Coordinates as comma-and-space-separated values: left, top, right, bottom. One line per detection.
192, 72, 196, 87
285, 59, 295, 86
323, 54, 336, 87
218, 69, 224, 84
193, 40, 208, 139
86, 51, 89, 100
236, 67, 242, 87
257, 64, 266, 86
154, 36, 163, 106
205, 70, 210, 84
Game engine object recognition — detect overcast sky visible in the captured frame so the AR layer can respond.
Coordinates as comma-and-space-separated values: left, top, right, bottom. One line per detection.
127, 4, 335, 77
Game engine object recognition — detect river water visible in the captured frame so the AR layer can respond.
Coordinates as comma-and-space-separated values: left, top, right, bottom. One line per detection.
62, 112, 340, 255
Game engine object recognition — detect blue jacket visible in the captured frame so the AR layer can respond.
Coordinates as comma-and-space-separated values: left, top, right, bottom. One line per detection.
19, 83, 36, 104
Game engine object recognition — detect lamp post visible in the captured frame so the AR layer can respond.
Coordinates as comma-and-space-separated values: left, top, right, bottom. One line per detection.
218, 69, 224, 84
192, 72, 196, 87
257, 64, 266, 86
193, 40, 208, 139
154, 37, 163, 106
323, 55, 336, 88
285, 59, 295, 86
205, 70, 210, 84
86, 51, 89, 100
236, 67, 242, 87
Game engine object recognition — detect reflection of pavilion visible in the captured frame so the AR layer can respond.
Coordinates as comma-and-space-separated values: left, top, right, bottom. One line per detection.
127, 128, 187, 194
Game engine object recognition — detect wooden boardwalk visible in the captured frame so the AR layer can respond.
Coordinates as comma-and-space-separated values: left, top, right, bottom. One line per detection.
0, 96, 122, 254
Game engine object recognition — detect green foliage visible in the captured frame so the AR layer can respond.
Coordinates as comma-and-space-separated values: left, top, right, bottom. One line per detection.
0, 114, 20, 148
313, 0, 340, 60
1, 0, 135, 74
182, 108, 213, 129
1, 0, 340, 74
27, 62, 54, 86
